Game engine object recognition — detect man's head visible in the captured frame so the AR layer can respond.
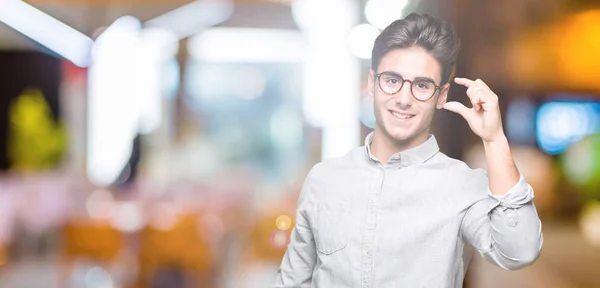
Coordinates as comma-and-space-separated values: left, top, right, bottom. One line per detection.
368, 13, 460, 149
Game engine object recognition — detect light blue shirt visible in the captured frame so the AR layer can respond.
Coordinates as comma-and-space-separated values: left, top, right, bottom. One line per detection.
274, 133, 543, 288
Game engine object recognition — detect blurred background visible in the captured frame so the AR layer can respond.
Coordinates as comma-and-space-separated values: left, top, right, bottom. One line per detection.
0, 0, 599, 287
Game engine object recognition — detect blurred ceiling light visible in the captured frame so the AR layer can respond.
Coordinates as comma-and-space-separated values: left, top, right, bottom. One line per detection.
292, 0, 360, 160
145, 0, 233, 40
93, 16, 141, 52
87, 16, 142, 187
0, 0, 93, 67
88, 19, 180, 187
292, 0, 357, 33
348, 23, 380, 59
365, 0, 410, 30
133, 28, 178, 135
188, 28, 305, 63
136, 27, 179, 60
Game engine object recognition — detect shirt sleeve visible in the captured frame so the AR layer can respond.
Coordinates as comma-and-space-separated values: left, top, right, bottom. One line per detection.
460, 172, 544, 270
273, 167, 318, 287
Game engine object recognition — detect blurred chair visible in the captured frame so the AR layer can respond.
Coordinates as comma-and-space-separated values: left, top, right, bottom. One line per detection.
247, 189, 298, 263
60, 220, 125, 287
233, 192, 298, 288
137, 213, 214, 288
247, 211, 294, 262
61, 220, 123, 262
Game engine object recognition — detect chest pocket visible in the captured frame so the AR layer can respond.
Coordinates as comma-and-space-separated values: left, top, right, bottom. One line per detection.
314, 200, 350, 255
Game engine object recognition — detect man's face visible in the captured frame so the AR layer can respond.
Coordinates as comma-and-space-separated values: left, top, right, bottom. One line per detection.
368, 46, 449, 147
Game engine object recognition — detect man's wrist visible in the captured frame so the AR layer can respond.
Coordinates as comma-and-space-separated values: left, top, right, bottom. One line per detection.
482, 133, 509, 148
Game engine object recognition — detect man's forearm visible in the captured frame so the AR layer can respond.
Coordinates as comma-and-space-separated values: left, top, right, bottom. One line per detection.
483, 134, 521, 196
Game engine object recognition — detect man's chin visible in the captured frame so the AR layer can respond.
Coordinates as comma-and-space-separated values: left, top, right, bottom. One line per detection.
388, 130, 414, 142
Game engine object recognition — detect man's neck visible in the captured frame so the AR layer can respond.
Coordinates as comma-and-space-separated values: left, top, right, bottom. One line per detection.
370, 129, 429, 164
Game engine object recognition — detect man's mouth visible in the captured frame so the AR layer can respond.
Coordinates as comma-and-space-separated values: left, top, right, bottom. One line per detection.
390, 111, 415, 120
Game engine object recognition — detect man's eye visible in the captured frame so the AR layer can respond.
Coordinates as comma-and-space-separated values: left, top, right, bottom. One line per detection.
415, 82, 432, 89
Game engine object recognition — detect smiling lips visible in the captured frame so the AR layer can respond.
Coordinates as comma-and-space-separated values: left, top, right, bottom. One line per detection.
390, 110, 415, 120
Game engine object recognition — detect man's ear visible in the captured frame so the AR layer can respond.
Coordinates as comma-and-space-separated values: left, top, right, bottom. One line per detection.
367, 69, 375, 97
436, 83, 450, 109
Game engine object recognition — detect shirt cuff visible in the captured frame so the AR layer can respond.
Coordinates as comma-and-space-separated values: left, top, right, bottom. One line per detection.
487, 175, 535, 210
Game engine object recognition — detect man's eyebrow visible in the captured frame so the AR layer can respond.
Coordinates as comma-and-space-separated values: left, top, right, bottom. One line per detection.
414, 76, 436, 83
377, 71, 401, 79
380, 71, 437, 83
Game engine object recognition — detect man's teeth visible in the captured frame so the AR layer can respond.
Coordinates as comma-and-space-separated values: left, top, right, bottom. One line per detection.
392, 111, 414, 119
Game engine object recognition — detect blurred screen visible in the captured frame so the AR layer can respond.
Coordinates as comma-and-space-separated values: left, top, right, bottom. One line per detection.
536, 96, 600, 155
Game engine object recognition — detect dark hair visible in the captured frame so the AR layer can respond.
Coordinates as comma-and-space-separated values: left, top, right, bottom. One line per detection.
371, 13, 460, 84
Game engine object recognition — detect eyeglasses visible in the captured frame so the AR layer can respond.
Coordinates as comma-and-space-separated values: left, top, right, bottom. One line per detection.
376, 72, 442, 101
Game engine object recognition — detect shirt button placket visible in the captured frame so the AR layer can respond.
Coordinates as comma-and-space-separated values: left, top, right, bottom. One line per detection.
361, 167, 385, 288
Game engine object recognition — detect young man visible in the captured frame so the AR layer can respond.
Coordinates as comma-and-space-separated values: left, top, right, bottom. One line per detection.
274, 13, 543, 287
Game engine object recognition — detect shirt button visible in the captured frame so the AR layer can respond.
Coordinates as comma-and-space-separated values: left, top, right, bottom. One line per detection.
507, 217, 517, 227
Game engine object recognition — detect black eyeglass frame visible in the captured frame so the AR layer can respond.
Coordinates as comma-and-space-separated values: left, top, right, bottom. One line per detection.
375, 72, 443, 101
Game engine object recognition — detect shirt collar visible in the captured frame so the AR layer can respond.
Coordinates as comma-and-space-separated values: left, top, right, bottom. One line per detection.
364, 131, 440, 166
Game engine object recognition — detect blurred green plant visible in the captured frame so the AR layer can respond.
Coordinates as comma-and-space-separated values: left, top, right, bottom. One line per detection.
7, 88, 67, 171
560, 133, 600, 201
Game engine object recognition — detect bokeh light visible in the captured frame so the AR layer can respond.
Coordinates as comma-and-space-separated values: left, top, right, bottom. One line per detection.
270, 230, 290, 249
85, 189, 116, 220
580, 201, 600, 248
347, 24, 380, 59
365, 0, 410, 30
109, 202, 144, 233
561, 133, 600, 199
536, 101, 600, 155
275, 215, 292, 231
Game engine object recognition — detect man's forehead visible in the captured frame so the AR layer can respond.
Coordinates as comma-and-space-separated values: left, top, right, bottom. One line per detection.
377, 48, 442, 81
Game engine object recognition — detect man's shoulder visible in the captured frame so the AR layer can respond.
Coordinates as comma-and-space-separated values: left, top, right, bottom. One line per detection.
303, 147, 365, 183
430, 152, 490, 199
431, 152, 487, 178
313, 146, 363, 168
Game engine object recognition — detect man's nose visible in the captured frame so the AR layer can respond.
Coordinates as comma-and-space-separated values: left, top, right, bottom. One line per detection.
394, 82, 413, 107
